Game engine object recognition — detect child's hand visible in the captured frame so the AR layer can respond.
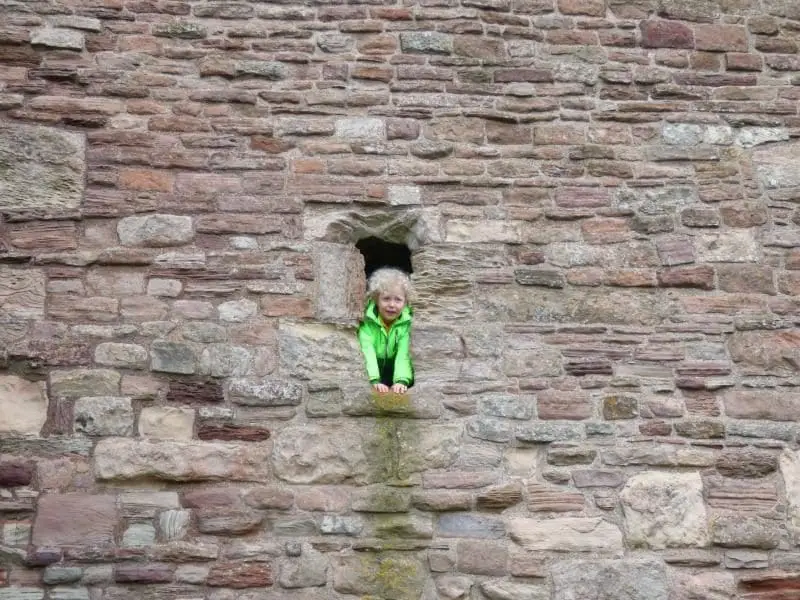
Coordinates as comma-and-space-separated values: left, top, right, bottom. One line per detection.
373, 383, 390, 393
391, 383, 408, 394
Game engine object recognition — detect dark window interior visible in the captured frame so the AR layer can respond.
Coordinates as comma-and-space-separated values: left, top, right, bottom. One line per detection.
356, 237, 413, 278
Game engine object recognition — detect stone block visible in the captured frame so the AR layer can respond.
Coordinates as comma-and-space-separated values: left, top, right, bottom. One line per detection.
0, 268, 46, 319
32, 494, 116, 546
31, 28, 84, 49
118, 215, 194, 247
228, 378, 303, 406
218, 298, 258, 322
399, 31, 453, 54
551, 559, 667, 600
620, 472, 708, 549
94, 343, 148, 369
508, 518, 623, 553
138, 406, 195, 440
480, 580, 550, 600
438, 513, 505, 539
150, 341, 197, 374
272, 424, 369, 484
710, 514, 780, 549
122, 523, 156, 547
74, 396, 134, 436
0, 376, 48, 435
159, 509, 191, 541
199, 344, 251, 378
334, 117, 385, 140
279, 546, 328, 588
332, 554, 426, 600
94, 438, 271, 482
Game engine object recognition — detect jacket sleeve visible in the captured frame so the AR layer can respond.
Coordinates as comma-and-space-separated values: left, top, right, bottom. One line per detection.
392, 324, 414, 385
357, 322, 381, 383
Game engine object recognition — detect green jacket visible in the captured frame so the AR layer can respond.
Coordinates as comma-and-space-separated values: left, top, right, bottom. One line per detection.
357, 299, 414, 386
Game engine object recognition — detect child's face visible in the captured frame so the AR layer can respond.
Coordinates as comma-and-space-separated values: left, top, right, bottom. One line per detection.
376, 286, 406, 324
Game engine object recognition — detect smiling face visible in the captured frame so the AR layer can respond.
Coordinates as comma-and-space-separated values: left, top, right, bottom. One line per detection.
376, 285, 406, 325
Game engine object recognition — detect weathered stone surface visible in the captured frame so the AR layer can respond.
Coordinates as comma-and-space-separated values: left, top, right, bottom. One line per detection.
73, 396, 134, 436
272, 425, 368, 484
480, 580, 549, 600
0, 123, 85, 215
279, 545, 328, 588
228, 378, 303, 406
0, 269, 46, 320
716, 448, 777, 478
619, 472, 708, 549
551, 559, 668, 600
94, 438, 270, 482
0, 376, 48, 435
94, 343, 148, 369
138, 407, 195, 440
206, 562, 273, 588
710, 514, 781, 549
32, 494, 116, 546
508, 518, 623, 553
332, 554, 426, 600
278, 323, 363, 382
150, 341, 197, 375
117, 215, 193, 247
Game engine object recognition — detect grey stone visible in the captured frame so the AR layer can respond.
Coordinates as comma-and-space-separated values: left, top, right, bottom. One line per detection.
200, 344, 251, 378
272, 424, 369, 484
396, 423, 461, 478
728, 420, 797, 441
117, 215, 194, 247
94, 343, 148, 369
314, 242, 365, 323
737, 127, 789, 148
218, 298, 258, 322
159, 509, 191, 541
118, 491, 180, 518
552, 559, 667, 600
0, 123, 85, 215
467, 417, 514, 443
710, 514, 781, 549
138, 407, 194, 440
0, 376, 48, 435
388, 185, 421, 206
437, 575, 473, 600
0, 590, 43, 600
754, 139, 800, 190
94, 438, 271, 482
147, 278, 182, 297
572, 470, 624, 488
228, 378, 303, 406
696, 231, 760, 263
152, 22, 207, 38
279, 546, 329, 588
352, 486, 411, 513
317, 33, 354, 53
150, 341, 197, 374
334, 117, 386, 140
278, 323, 363, 382
371, 514, 434, 539
122, 523, 156, 547
478, 395, 533, 420
31, 27, 84, 50
0, 269, 46, 319
175, 565, 209, 584
181, 322, 227, 343
662, 123, 704, 146
602, 444, 716, 467
509, 518, 623, 553
516, 422, 584, 443
514, 268, 566, 288
74, 397, 134, 436
43, 567, 83, 585
437, 513, 505, 539
619, 472, 708, 549
726, 549, 769, 569
51, 15, 102, 31
320, 515, 363, 536
49, 589, 90, 600
639, 186, 697, 215
236, 61, 286, 79
480, 580, 550, 600
400, 31, 453, 54
332, 554, 426, 600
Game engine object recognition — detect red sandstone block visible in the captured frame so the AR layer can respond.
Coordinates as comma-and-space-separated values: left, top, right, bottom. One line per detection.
261, 296, 313, 318
694, 24, 748, 52
726, 52, 763, 71
546, 29, 598, 45
640, 20, 694, 49
557, 0, 604, 16
606, 269, 657, 287
657, 265, 715, 290
114, 564, 174, 583
778, 272, 800, 295
352, 65, 394, 82
149, 116, 211, 132
717, 264, 776, 295
494, 68, 553, 83
755, 37, 798, 53
370, 7, 413, 19
537, 390, 592, 420
555, 187, 611, 209
207, 563, 273, 588
118, 168, 173, 192
534, 124, 585, 145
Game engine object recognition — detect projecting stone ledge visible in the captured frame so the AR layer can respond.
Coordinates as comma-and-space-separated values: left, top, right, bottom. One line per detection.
341, 386, 442, 419
93, 438, 271, 482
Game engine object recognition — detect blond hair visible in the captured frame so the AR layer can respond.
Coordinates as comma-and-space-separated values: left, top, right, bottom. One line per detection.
367, 267, 411, 303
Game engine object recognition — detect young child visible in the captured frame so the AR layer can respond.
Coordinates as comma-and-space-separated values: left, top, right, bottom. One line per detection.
357, 267, 414, 394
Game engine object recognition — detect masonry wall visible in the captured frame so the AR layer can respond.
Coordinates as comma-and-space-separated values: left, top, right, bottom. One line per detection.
2, 0, 800, 598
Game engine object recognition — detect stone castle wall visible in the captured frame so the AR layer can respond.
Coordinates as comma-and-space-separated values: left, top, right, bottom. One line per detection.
2, 0, 800, 598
